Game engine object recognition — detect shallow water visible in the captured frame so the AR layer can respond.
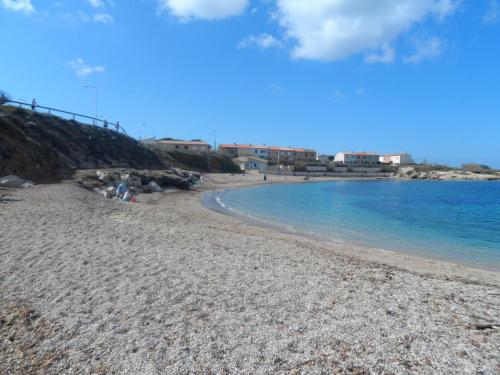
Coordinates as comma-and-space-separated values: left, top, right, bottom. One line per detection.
206, 180, 500, 270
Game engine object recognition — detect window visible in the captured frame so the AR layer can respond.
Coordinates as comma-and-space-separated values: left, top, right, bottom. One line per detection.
175, 145, 179, 149
184, 146, 188, 150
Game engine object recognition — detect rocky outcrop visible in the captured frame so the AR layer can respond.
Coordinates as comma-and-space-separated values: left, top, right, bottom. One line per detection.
401, 169, 500, 181
75, 169, 201, 195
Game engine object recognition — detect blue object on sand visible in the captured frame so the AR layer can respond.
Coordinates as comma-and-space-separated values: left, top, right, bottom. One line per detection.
117, 183, 128, 195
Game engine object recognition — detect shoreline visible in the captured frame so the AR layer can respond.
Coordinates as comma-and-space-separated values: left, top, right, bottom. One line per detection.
198, 172, 500, 285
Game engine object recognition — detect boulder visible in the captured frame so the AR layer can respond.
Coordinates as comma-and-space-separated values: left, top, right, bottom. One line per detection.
141, 184, 152, 194
152, 172, 190, 190
96, 170, 112, 184
80, 180, 101, 190
123, 173, 143, 189
148, 181, 162, 192
0, 175, 34, 188
171, 168, 184, 177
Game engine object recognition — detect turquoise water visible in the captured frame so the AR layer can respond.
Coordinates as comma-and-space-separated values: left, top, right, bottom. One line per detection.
207, 181, 500, 270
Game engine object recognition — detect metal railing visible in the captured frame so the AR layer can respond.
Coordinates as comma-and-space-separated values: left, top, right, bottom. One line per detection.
2, 100, 127, 135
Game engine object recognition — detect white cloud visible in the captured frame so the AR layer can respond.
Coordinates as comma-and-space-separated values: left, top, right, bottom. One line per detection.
93, 13, 114, 24
158, 0, 249, 21
238, 33, 284, 49
403, 37, 444, 64
68, 58, 106, 77
1, 0, 34, 14
365, 44, 395, 64
274, 0, 459, 62
88, 0, 105, 8
484, 0, 499, 24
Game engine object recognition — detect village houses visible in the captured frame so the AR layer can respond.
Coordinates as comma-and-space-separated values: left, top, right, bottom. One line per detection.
218, 144, 317, 166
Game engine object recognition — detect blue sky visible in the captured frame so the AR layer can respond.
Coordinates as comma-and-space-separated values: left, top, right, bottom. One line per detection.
1, 0, 499, 167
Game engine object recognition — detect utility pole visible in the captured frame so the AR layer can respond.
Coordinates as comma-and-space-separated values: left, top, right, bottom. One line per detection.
213, 129, 217, 152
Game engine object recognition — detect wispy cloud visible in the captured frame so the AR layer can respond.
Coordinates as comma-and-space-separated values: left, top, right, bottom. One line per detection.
365, 45, 395, 64
88, 0, 114, 9
404, 37, 444, 64
484, 0, 500, 24
68, 58, 106, 77
333, 90, 343, 103
239, 33, 284, 50
355, 88, 365, 96
158, 0, 249, 21
93, 13, 114, 24
1, 0, 34, 14
88, 0, 105, 8
270, 84, 284, 94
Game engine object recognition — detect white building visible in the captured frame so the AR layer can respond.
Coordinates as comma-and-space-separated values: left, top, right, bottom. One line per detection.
334, 152, 380, 166
153, 139, 211, 154
379, 153, 414, 165
219, 144, 269, 159
233, 156, 268, 172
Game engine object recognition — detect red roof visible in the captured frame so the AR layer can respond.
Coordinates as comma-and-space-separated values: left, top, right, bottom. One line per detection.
219, 144, 312, 153
155, 140, 209, 146
219, 144, 268, 150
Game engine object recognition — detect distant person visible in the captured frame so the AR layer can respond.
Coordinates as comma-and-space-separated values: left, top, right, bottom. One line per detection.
264, 174, 267, 181
115, 121, 120, 132
31, 98, 37, 112
103, 120, 108, 129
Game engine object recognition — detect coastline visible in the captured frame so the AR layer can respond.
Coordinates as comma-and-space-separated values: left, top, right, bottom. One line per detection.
1, 178, 499, 373
198, 172, 500, 286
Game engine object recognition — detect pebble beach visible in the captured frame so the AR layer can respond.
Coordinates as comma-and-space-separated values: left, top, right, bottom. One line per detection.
0, 174, 499, 374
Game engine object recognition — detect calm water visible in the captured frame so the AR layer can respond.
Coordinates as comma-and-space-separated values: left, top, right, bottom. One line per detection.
206, 181, 500, 270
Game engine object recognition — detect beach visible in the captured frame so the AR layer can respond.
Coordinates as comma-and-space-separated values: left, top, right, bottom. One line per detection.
1, 175, 499, 374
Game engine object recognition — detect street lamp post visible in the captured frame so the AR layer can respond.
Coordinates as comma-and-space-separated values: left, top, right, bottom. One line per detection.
83, 83, 98, 125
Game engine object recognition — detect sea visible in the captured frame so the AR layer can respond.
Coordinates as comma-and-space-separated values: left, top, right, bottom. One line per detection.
204, 180, 500, 271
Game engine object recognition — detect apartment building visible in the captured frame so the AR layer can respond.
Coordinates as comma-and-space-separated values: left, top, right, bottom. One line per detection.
153, 139, 211, 154
334, 152, 380, 166
379, 153, 414, 165
219, 144, 316, 166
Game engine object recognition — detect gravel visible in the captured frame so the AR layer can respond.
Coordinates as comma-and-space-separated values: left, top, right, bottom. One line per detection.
0, 181, 498, 374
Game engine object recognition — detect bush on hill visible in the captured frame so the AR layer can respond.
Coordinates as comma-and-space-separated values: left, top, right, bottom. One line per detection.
415, 163, 455, 172
462, 163, 493, 174
148, 146, 241, 174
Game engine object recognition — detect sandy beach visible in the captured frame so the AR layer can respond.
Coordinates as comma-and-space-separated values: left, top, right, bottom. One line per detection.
1, 174, 499, 374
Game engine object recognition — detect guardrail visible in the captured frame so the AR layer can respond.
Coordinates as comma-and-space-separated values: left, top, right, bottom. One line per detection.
2, 100, 127, 135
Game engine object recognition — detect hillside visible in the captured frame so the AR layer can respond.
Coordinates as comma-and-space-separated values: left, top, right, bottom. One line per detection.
0, 106, 241, 182
0, 106, 165, 182
148, 145, 241, 174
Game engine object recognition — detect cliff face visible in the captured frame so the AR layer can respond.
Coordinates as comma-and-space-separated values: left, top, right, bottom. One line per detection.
0, 106, 165, 182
